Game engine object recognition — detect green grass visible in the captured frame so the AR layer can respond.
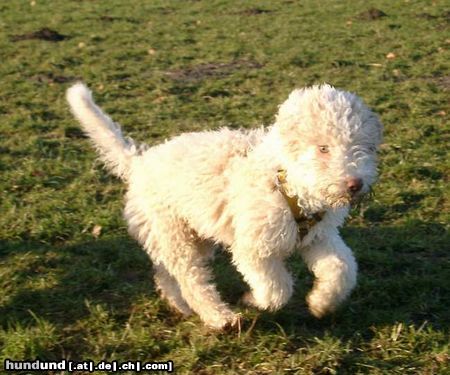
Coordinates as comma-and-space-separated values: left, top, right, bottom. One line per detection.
1, 0, 449, 373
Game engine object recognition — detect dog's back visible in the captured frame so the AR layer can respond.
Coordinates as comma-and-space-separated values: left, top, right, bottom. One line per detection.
126, 127, 265, 246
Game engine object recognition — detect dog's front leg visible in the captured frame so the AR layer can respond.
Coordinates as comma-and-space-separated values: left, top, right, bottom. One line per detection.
232, 252, 294, 311
301, 232, 357, 318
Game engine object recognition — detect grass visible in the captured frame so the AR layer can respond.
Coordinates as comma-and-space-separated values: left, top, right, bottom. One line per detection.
0, 0, 449, 373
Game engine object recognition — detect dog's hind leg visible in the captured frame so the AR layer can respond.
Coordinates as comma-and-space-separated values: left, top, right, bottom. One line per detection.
151, 217, 239, 329
153, 263, 193, 316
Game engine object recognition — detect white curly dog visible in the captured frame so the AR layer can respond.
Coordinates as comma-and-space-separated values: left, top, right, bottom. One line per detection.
67, 83, 382, 329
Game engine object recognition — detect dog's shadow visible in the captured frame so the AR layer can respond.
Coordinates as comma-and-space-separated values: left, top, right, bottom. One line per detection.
0, 237, 155, 328
236, 219, 449, 339
1, 219, 448, 344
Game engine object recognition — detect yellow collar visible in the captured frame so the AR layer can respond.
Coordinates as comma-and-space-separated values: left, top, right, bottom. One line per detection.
276, 169, 326, 238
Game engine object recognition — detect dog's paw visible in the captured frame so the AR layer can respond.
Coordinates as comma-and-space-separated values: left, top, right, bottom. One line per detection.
240, 291, 257, 307
240, 289, 290, 312
221, 313, 243, 333
205, 312, 242, 332
306, 292, 335, 318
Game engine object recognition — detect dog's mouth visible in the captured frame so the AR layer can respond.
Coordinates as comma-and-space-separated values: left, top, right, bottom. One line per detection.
329, 195, 352, 208
324, 188, 371, 209
351, 187, 374, 208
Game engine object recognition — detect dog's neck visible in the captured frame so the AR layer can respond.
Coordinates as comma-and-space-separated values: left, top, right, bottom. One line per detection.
276, 168, 326, 237
245, 127, 328, 230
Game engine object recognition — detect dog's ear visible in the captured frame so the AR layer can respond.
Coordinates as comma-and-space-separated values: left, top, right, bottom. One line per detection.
275, 89, 305, 127
361, 108, 383, 149
273, 89, 309, 158
372, 114, 383, 149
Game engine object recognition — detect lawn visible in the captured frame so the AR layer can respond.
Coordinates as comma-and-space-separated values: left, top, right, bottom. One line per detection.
0, 0, 449, 373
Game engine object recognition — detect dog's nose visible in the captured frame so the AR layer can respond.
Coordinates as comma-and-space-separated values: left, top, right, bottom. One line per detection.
347, 177, 363, 195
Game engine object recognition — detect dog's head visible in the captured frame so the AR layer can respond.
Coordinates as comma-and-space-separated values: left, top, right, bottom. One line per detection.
273, 84, 382, 211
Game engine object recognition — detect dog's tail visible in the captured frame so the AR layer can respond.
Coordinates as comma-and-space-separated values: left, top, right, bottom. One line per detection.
66, 83, 137, 180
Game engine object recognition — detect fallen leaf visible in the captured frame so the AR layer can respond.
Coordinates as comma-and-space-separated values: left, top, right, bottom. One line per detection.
92, 225, 102, 238
386, 52, 396, 59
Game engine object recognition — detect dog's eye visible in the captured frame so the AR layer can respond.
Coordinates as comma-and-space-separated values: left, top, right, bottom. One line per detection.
318, 145, 329, 153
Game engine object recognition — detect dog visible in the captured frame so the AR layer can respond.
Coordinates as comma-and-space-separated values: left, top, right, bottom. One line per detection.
67, 83, 382, 329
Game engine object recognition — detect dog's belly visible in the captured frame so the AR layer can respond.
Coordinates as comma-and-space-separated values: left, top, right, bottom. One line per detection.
181, 197, 235, 247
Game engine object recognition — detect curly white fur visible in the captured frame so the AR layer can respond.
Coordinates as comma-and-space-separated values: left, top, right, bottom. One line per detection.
67, 83, 382, 329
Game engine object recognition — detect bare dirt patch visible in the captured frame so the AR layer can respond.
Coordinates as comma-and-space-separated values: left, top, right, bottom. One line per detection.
165, 60, 263, 81
357, 8, 387, 21
236, 8, 273, 16
435, 75, 450, 91
10, 27, 69, 42
32, 72, 75, 84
